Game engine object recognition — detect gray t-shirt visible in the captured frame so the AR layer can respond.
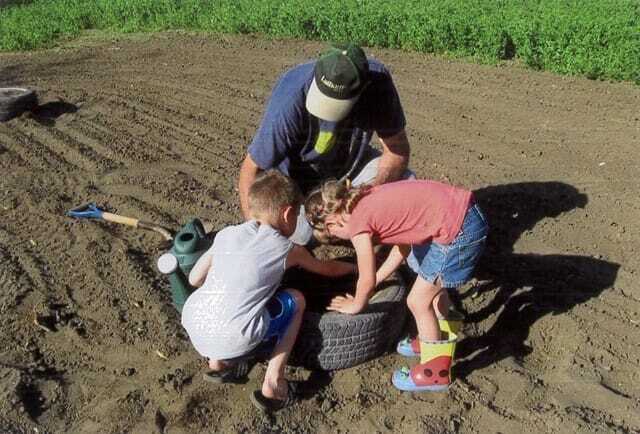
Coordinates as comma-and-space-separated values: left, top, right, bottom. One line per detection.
181, 221, 293, 360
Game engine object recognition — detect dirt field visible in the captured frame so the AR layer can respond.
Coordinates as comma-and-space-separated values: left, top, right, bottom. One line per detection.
1, 32, 639, 434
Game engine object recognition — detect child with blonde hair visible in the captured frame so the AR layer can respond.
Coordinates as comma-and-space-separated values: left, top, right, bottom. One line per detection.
182, 170, 355, 411
305, 178, 488, 391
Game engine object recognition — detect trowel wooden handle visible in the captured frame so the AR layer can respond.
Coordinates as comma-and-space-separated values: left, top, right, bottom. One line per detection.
102, 212, 139, 227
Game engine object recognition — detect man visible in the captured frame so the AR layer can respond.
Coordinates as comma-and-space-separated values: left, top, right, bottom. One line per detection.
238, 44, 412, 244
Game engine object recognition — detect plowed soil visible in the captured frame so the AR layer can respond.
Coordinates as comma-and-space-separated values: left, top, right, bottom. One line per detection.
1, 32, 639, 434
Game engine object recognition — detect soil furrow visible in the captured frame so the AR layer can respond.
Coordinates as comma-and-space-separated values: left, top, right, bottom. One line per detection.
14, 123, 103, 173
94, 91, 238, 166
0, 127, 77, 172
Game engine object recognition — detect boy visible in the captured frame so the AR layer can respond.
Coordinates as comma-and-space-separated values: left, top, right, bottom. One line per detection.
182, 170, 355, 411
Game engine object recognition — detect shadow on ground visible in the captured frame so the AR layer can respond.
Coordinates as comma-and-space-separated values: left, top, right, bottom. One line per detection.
453, 181, 620, 377
30, 100, 78, 125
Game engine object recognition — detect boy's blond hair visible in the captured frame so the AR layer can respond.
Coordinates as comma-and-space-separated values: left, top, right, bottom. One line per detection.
248, 170, 302, 221
304, 179, 370, 243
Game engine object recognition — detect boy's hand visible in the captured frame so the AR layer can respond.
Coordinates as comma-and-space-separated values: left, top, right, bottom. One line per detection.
327, 294, 366, 315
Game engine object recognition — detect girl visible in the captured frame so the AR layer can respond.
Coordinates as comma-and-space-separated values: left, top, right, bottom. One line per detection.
305, 179, 488, 392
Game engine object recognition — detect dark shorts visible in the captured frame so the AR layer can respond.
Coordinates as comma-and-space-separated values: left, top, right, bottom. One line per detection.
224, 290, 298, 362
407, 203, 488, 288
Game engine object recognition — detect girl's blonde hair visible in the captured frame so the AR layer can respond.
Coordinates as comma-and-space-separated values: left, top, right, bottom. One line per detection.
304, 179, 370, 243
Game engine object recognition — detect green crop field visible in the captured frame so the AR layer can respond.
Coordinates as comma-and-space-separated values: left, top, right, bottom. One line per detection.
1, 0, 638, 83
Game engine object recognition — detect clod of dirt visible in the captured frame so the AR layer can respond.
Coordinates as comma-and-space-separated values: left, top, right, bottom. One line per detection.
159, 369, 190, 393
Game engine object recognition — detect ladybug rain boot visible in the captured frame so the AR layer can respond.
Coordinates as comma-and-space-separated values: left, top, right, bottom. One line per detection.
392, 332, 457, 392
396, 308, 463, 357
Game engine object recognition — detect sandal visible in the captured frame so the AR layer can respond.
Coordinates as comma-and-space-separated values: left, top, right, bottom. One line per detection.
250, 381, 300, 412
203, 359, 252, 384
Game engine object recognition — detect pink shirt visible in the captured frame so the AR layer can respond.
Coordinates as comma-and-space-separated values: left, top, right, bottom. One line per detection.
348, 180, 473, 245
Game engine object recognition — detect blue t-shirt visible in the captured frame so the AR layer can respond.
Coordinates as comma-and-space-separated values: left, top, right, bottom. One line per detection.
248, 59, 406, 194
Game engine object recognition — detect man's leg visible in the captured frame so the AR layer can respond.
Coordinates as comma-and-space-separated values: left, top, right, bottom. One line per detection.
262, 289, 306, 400
349, 156, 416, 187
289, 204, 314, 245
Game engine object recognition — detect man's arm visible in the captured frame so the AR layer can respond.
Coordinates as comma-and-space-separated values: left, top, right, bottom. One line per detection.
374, 129, 410, 186
238, 154, 262, 220
240, 69, 306, 217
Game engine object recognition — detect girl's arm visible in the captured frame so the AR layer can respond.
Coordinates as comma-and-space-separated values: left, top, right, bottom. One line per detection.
328, 233, 376, 315
188, 253, 212, 287
375, 244, 410, 284
286, 245, 356, 276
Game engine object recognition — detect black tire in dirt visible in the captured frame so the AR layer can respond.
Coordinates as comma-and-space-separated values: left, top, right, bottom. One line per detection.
0, 88, 38, 122
291, 272, 408, 371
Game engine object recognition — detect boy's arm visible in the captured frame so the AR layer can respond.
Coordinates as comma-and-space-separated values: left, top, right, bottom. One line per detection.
188, 253, 212, 287
286, 245, 356, 276
375, 244, 410, 284
328, 233, 376, 315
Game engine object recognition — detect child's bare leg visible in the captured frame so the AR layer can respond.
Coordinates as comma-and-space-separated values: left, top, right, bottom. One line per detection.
262, 289, 306, 400
433, 288, 452, 318
406, 276, 442, 341
208, 359, 228, 371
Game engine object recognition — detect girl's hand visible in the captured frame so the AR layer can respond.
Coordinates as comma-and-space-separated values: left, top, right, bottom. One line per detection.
327, 294, 366, 315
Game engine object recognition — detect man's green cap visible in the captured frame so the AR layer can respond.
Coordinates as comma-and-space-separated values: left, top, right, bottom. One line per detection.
306, 44, 369, 122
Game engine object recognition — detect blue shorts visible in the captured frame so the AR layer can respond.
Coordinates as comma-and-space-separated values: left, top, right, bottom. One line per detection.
407, 203, 488, 288
220, 291, 297, 363
264, 290, 297, 342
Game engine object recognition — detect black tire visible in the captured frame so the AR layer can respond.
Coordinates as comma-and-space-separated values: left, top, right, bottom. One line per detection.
291, 272, 408, 370
0, 87, 38, 122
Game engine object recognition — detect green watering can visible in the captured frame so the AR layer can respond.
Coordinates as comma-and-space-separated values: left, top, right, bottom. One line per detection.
157, 219, 213, 312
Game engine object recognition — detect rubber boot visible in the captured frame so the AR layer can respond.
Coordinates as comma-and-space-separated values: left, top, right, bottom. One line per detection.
392, 332, 457, 392
397, 309, 463, 357
437, 307, 464, 335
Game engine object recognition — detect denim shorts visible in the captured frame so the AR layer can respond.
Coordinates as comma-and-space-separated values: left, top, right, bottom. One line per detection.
407, 203, 488, 288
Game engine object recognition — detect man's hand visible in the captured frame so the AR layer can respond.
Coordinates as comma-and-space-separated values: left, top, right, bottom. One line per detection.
328, 294, 367, 315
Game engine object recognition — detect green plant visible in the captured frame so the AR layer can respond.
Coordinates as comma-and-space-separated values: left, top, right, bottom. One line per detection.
0, 0, 637, 83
